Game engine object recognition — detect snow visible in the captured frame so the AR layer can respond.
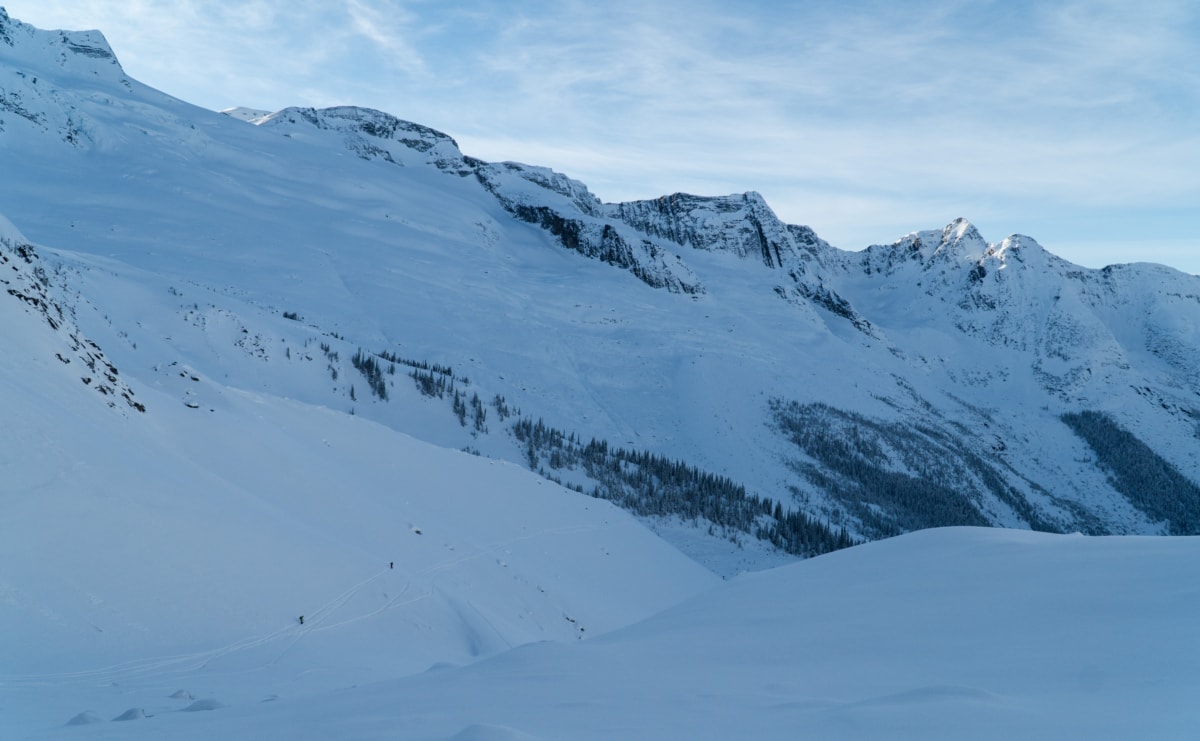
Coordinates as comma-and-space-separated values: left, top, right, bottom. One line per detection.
11, 528, 1200, 739
2, 29, 1197, 543
2, 11, 1200, 739
0, 210, 26, 240
219, 107, 271, 123
0, 315, 718, 735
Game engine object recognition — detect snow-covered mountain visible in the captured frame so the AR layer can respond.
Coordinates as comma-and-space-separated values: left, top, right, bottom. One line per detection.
4, 11, 1200, 737
4, 7, 1200, 549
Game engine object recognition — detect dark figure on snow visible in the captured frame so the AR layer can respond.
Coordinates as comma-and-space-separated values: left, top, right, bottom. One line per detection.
390, 562, 394, 570
299, 615, 304, 625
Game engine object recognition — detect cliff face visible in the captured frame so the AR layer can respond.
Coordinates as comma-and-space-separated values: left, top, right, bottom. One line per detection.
0, 215, 142, 412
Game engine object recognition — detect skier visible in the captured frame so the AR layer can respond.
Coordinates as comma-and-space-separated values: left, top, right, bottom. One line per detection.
389, 561, 394, 570
298, 615, 304, 625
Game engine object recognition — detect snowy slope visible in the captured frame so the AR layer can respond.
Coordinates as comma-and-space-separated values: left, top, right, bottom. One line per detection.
15, 528, 1200, 739
3, 11, 1200, 553
3, 11, 1200, 739
0, 211, 717, 736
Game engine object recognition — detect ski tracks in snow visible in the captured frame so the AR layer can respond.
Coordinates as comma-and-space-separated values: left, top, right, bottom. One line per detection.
0, 521, 603, 690
0, 568, 398, 689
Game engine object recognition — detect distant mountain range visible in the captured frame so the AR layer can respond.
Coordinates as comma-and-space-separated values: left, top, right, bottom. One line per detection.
6, 11, 1200, 737
4, 6, 1199, 572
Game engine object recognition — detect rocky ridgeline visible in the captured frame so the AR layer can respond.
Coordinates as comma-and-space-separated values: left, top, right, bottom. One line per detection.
0, 221, 143, 412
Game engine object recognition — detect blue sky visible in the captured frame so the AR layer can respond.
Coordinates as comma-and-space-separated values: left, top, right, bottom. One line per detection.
6, 1, 1199, 273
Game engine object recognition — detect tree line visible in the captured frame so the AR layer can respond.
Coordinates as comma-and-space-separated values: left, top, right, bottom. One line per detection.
513, 416, 854, 557
1062, 410, 1200, 534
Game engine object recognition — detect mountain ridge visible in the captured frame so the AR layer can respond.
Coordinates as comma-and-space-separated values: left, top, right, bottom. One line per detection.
2, 11, 1199, 557
4, 13, 1200, 736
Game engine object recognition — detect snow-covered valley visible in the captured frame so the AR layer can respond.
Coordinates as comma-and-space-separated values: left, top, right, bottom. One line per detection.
3, 9, 1200, 738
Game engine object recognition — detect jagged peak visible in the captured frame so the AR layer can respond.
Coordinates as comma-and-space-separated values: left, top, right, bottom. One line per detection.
493, 162, 602, 210
859, 219, 1001, 282
473, 161, 605, 218
942, 217, 982, 245
0, 6, 16, 46
260, 106, 460, 147
616, 190, 770, 215
257, 105, 472, 173
875, 219, 987, 264
605, 190, 817, 269
924, 218, 987, 262
991, 234, 1039, 262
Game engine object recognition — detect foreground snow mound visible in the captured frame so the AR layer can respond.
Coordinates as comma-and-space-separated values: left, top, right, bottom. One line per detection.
449, 724, 540, 741
117, 527, 1193, 740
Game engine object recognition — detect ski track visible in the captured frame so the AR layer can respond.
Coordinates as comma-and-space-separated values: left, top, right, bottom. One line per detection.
0, 523, 604, 689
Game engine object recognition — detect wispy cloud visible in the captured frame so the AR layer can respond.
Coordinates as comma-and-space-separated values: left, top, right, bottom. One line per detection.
454, 1, 1199, 188
341, 0, 427, 78
491, 2, 1196, 241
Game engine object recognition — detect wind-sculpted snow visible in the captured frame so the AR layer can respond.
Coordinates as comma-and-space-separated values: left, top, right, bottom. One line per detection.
29, 528, 1198, 739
